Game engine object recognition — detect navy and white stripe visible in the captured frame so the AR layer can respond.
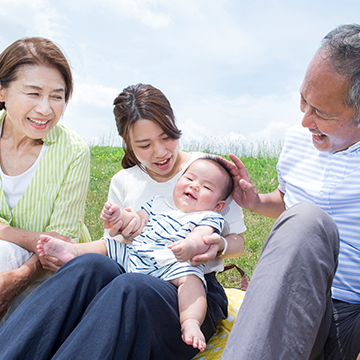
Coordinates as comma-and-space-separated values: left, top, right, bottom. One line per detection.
106, 196, 224, 287
277, 125, 360, 304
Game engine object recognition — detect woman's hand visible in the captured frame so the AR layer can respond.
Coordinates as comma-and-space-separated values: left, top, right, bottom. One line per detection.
108, 210, 147, 243
188, 232, 222, 266
217, 154, 261, 211
0, 254, 44, 320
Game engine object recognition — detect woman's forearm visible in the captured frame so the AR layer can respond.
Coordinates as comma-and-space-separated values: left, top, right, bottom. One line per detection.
0, 223, 39, 253
221, 233, 244, 259
0, 255, 47, 320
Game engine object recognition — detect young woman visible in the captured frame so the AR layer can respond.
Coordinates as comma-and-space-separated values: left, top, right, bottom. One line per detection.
0, 84, 245, 359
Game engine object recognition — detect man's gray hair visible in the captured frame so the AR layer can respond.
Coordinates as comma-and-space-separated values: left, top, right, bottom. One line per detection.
319, 24, 360, 125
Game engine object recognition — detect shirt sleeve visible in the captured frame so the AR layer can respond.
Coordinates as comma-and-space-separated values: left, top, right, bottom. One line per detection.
220, 195, 246, 236
196, 212, 224, 234
45, 140, 91, 243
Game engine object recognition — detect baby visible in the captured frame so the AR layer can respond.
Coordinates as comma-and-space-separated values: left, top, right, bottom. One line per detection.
37, 157, 233, 352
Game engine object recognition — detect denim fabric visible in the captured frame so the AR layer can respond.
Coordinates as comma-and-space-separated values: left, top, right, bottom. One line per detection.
0, 253, 227, 360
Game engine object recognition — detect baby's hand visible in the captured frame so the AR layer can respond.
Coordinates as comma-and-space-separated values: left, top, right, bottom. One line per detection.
100, 202, 121, 229
169, 241, 196, 263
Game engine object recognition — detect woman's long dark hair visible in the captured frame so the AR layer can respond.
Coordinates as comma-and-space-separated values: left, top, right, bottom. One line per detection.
113, 84, 182, 169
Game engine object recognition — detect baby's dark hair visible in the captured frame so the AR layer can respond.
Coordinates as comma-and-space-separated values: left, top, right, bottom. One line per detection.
188, 156, 234, 201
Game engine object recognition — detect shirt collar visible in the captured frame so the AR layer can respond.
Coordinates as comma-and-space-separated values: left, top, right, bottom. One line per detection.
331, 139, 360, 155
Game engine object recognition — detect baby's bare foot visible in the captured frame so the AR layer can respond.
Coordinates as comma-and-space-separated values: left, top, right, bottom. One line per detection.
37, 235, 76, 263
181, 319, 206, 352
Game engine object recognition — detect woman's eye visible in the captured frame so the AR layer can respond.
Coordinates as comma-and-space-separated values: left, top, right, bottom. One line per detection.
52, 95, 63, 100
138, 144, 150, 149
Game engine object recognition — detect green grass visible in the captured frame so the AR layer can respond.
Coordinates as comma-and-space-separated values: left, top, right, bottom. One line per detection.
85, 147, 279, 289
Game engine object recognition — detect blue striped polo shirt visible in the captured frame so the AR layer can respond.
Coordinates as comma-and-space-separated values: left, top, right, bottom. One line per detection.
277, 125, 360, 304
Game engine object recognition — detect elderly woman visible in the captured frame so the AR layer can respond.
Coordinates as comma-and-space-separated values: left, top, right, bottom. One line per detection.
0, 37, 90, 325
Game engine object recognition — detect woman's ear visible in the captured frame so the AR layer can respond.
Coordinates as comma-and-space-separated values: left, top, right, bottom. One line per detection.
214, 200, 226, 213
0, 85, 5, 102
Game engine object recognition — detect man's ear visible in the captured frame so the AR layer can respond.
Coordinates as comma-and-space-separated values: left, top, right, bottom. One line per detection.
214, 200, 226, 212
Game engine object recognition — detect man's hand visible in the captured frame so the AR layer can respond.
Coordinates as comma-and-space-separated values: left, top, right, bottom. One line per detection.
218, 154, 261, 211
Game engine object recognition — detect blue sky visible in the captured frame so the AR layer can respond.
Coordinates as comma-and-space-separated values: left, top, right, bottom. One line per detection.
1, 0, 360, 150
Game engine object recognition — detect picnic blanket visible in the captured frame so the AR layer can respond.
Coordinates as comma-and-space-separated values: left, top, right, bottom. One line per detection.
192, 264, 248, 359
192, 288, 246, 360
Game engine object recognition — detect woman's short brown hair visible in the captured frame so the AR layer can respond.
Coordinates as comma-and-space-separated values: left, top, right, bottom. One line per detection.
0, 37, 73, 110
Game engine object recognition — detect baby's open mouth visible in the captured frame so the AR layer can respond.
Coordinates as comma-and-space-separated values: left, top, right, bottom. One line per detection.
185, 192, 196, 200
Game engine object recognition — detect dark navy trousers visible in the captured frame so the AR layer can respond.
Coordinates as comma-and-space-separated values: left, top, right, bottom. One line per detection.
0, 253, 227, 360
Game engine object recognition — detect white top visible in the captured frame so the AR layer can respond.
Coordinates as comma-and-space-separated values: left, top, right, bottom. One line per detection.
277, 125, 360, 304
0, 144, 48, 210
106, 152, 246, 273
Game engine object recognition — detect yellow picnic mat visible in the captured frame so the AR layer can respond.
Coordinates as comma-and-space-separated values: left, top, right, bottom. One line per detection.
192, 288, 246, 360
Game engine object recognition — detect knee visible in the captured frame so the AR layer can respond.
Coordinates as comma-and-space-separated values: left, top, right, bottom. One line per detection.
270, 203, 339, 257
111, 273, 177, 308
59, 253, 123, 282
0, 240, 32, 272
282, 203, 337, 237
287, 203, 335, 227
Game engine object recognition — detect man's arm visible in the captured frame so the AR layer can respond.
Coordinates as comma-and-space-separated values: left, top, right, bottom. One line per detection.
218, 154, 285, 218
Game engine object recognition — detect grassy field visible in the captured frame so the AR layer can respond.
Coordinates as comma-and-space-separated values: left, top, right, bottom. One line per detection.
84, 146, 279, 289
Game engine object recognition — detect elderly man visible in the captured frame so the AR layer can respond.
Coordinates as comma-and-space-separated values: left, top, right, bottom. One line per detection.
220, 24, 360, 360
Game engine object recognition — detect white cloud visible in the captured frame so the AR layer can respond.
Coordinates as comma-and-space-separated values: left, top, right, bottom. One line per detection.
0, 0, 66, 40
71, 82, 120, 108
1, 0, 360, 153
248, 121, 293, 143
174, 89, 302, 145
179, 118, 211, 142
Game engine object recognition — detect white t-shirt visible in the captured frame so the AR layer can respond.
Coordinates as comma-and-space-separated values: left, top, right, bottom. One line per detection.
0, 144, 48, 210
106, 152, 246, 272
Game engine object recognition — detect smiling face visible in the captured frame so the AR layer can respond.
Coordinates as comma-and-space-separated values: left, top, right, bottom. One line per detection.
129, 118, 181, 182
0, 65, 66, 140
173, 159, 227, 214
300, 53, 360, 152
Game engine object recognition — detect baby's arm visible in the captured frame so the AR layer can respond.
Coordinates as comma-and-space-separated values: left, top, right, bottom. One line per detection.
169, 225, 215, 263
101, 202, 149, 241
100, 202, 122, 229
